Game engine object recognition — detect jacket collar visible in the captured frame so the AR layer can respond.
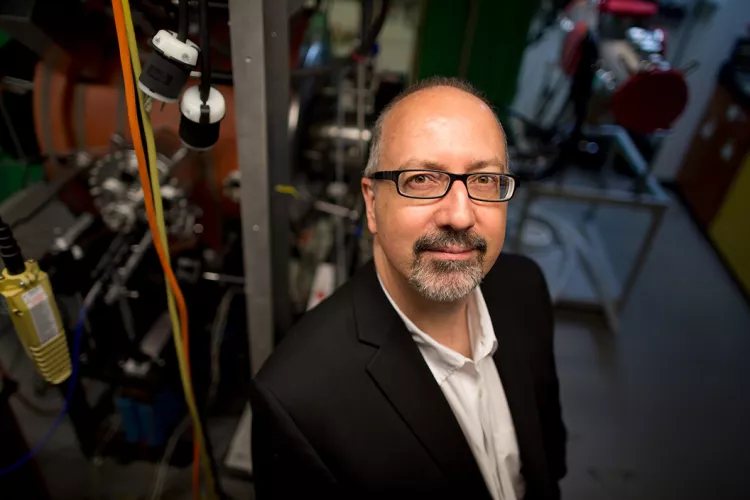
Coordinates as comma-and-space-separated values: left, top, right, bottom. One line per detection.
482, 264, 551, 499
350, 259, 549, 497
351, 261, 490, 496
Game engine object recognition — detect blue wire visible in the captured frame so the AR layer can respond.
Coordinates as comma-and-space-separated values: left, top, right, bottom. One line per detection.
0, 306, 87, 477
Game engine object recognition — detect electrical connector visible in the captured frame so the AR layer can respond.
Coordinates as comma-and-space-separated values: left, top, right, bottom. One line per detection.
138, 29, 199, 103
179, 85, 226, 150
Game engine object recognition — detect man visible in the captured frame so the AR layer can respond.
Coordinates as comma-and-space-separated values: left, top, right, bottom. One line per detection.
250, 77, 567, 499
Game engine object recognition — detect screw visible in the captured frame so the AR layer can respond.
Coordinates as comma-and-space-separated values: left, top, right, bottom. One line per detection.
245, 57, 252, 64
252, 224, 260, 232
181, 53, 190, 62
271, 32, 277, 38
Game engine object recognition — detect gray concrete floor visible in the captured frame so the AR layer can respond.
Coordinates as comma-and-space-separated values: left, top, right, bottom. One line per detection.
2, 194, 749, 499
552, 199, 750, 499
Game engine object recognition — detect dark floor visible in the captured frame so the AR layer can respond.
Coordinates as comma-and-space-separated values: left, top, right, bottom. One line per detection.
553, 198, 750, 500
2, 193, 749, 499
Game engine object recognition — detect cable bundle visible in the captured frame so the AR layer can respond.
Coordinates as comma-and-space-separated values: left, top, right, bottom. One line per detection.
110, 1, 217, 498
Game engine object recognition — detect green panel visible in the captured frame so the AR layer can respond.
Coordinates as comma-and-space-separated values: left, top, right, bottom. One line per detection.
466, 1, 538, 119
415, 0, 470, 79
415, 0, 540, 120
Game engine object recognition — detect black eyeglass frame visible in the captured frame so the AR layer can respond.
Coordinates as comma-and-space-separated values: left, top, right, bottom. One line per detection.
368, 169, 521, 202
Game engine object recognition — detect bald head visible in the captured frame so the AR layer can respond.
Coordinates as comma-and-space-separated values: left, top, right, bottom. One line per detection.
364, 77, 508, 177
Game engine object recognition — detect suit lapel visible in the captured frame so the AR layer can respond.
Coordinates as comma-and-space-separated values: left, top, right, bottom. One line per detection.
482, 276, 549, 497
351, 262, 487, 493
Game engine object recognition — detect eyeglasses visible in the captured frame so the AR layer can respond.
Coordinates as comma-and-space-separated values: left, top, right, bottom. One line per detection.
368, 170, 519, 202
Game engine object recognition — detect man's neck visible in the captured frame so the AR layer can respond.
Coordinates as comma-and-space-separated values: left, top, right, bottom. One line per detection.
374, 247, 472, 357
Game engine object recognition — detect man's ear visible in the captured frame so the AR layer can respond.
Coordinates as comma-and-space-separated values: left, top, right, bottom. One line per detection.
361, 177, 377, 235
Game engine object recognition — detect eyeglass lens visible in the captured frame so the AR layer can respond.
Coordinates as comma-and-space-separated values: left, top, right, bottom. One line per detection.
397, 171, 514, 201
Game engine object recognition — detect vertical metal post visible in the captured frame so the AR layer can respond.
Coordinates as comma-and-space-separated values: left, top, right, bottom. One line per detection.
617, 206, 667, 313
263, 1, 293, 339
228, 0, 291, 376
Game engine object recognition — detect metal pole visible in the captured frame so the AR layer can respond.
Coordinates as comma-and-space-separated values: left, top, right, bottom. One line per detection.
263, 0, 293, 338
228, 0, 291, 375
618, 206, 667, 312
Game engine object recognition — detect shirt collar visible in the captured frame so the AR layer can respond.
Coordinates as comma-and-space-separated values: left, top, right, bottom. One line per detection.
377, 274, 498, 384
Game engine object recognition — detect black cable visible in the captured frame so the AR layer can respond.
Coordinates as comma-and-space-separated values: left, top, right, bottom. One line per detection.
199, 0, 211, 102
177, 0, 189, 42
290, 0, 390, 80
0, 214, 26, 275
353, 0, 389, 59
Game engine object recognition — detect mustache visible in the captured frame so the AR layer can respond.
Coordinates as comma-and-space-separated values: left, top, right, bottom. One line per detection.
413, 229, 488, 255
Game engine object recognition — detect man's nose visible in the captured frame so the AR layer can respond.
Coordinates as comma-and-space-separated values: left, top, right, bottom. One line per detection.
433, 180, 476, 231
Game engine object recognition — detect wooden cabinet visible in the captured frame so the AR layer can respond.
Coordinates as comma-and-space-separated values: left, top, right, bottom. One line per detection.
677, 85, 750, 227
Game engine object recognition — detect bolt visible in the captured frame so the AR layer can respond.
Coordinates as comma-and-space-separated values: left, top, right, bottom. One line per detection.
181, 53, 190, 62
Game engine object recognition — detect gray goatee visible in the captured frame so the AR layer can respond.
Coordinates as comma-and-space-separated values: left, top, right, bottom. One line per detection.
409, 229, 487, 302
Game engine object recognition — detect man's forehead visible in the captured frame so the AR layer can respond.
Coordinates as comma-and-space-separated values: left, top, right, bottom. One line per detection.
385, 86, 495, 126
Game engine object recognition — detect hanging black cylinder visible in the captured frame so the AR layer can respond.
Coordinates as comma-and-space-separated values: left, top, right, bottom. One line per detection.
0, 216, 25, 276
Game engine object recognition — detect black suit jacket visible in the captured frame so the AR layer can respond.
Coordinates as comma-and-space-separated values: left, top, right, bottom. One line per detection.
250, 254, 567, 499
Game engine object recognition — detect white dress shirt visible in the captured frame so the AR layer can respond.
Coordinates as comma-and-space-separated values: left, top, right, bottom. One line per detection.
379, 278, 525, 500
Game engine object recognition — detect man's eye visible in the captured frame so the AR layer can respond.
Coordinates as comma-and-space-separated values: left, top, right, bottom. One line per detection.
474, 175, 497, 185
406, 173, 438, 185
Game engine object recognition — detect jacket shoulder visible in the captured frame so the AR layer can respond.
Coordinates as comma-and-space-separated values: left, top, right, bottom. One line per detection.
253, 279, 357, 389
486, 253, 548, 292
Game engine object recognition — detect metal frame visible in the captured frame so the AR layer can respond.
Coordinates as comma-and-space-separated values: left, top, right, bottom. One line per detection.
228, 0, 291, 376
513, 125, 670, 333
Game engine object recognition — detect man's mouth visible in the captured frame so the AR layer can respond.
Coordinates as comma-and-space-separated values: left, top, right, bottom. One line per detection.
423, 247, 477, 259
413, 230, 488, 261
427, 246, 474, 254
